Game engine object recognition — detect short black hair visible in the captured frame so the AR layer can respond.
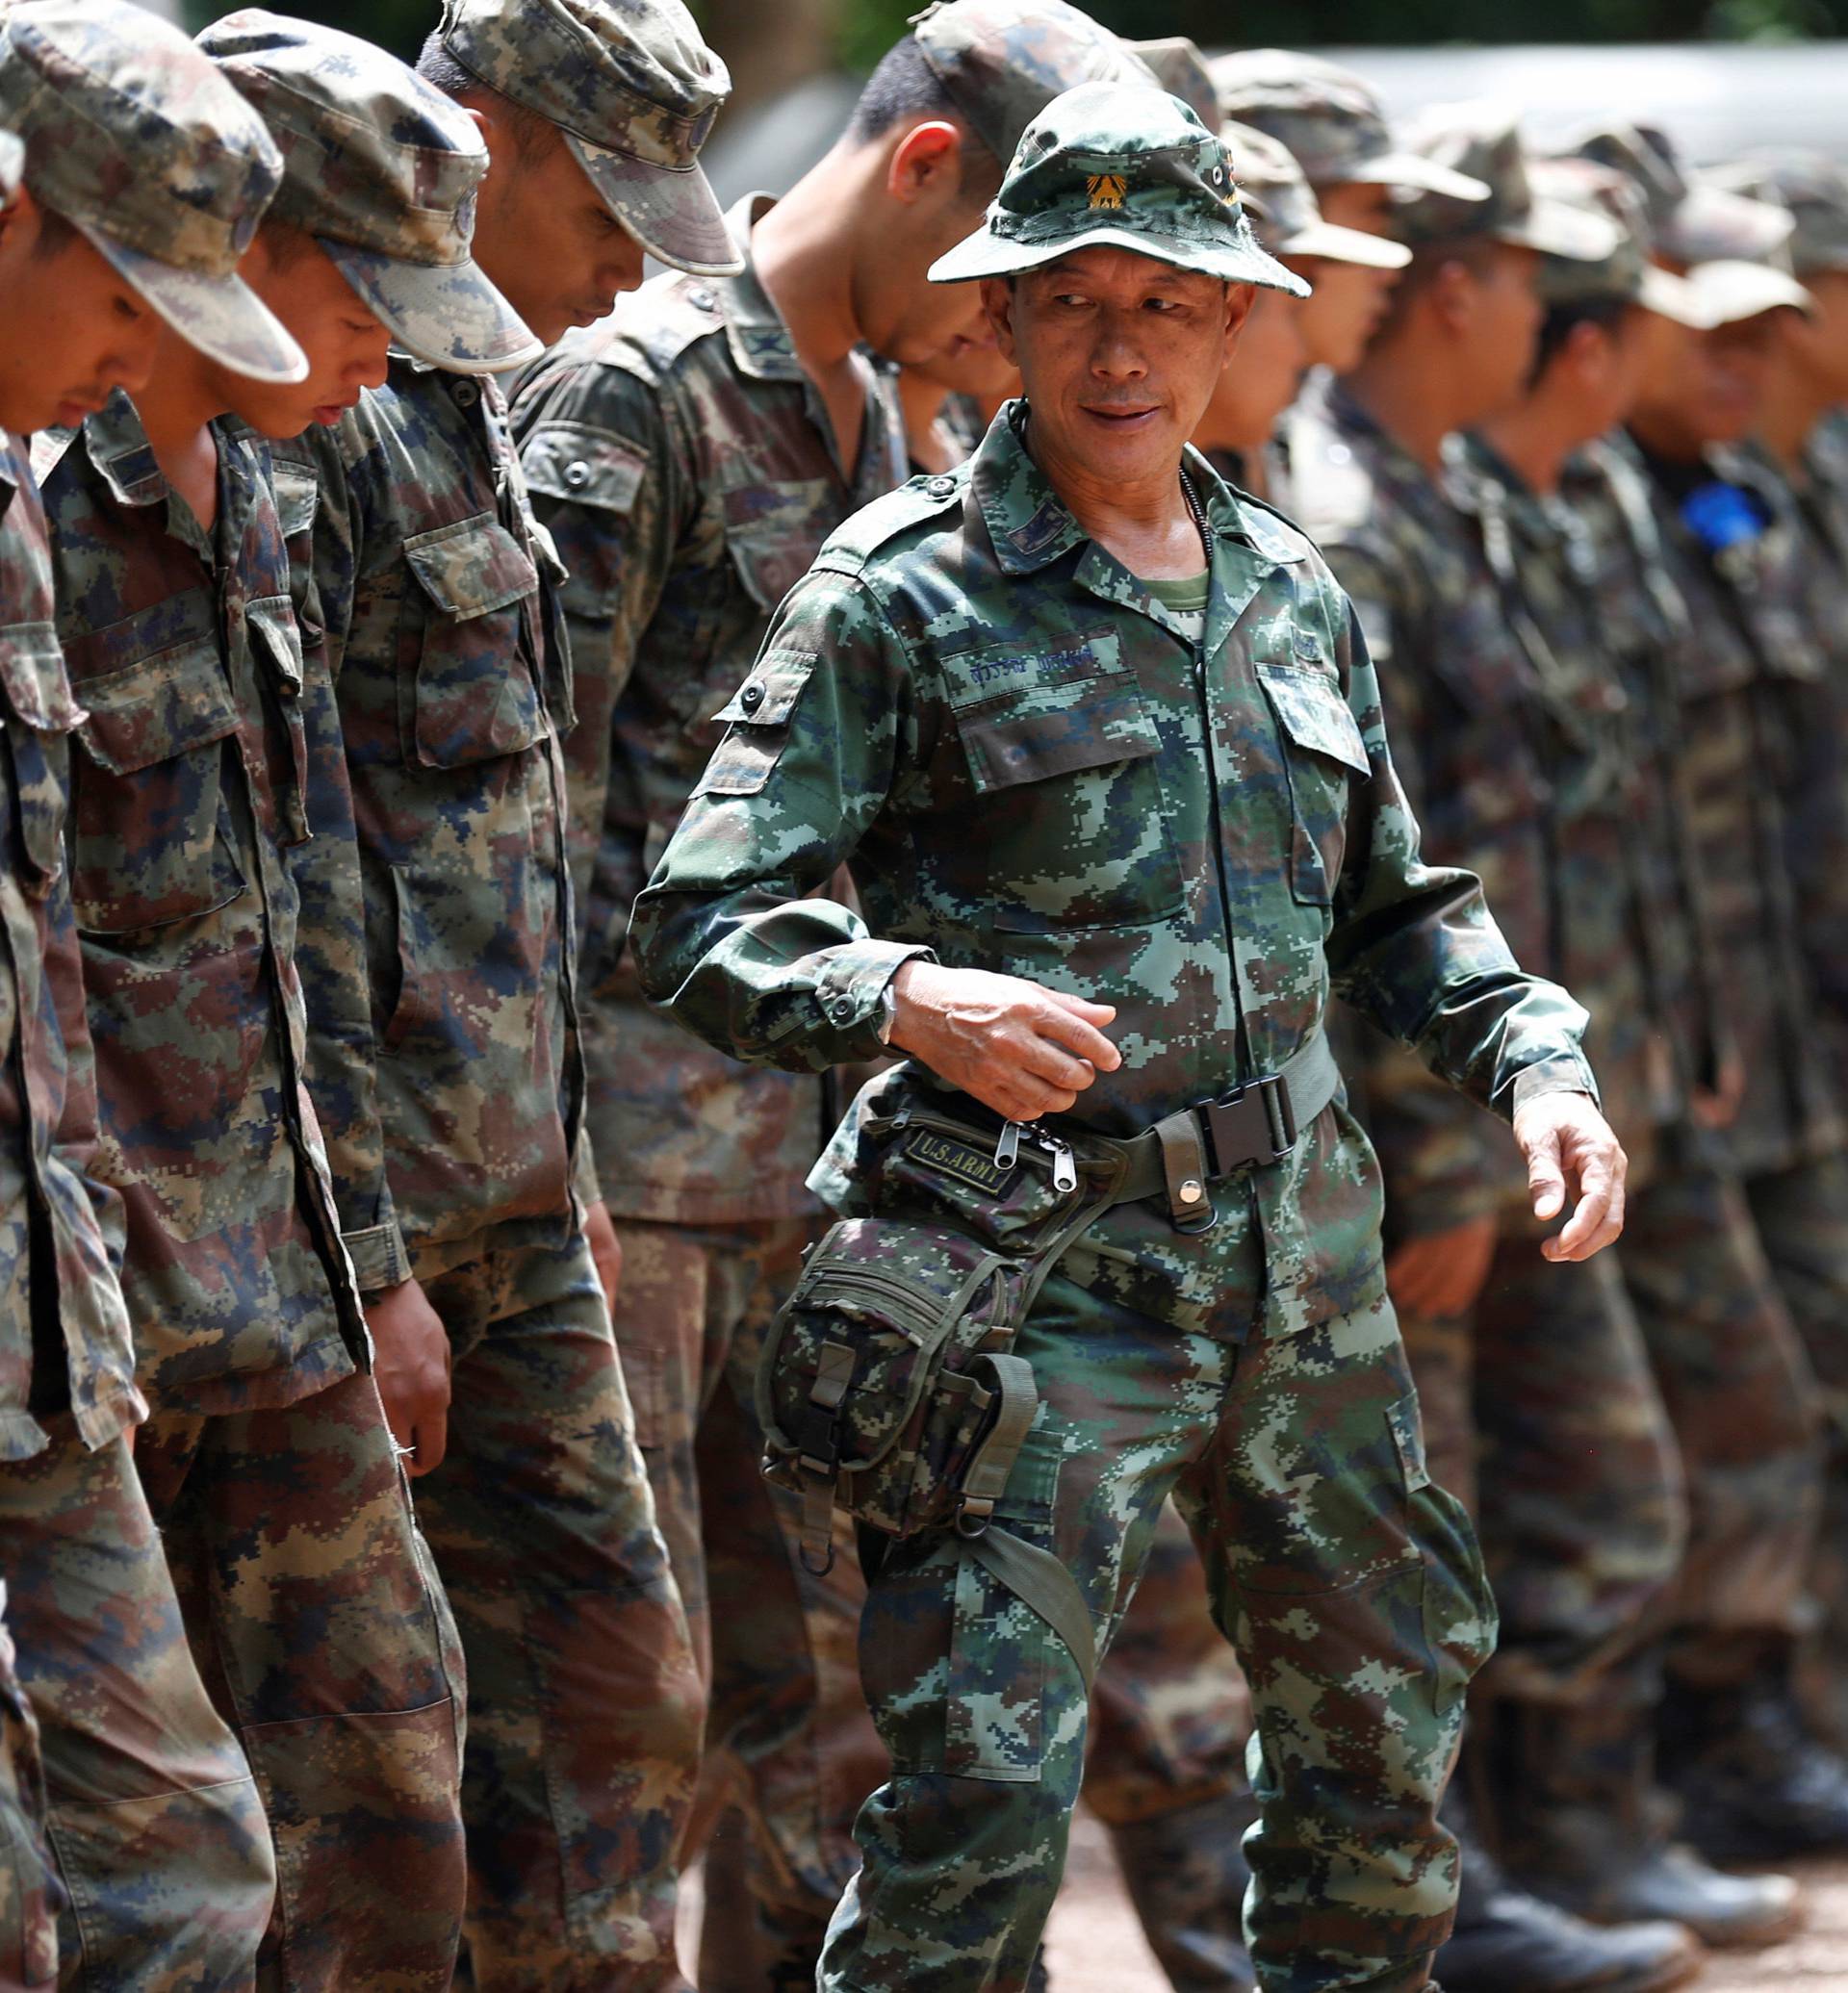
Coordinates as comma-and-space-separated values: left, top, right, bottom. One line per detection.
416, 34, 553, 166
848, 36, 963, 145
1528, 294, 1633, 388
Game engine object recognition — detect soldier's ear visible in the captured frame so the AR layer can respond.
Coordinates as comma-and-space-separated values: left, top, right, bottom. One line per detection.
887, 120, 965, 210
983, 276, 1018, 362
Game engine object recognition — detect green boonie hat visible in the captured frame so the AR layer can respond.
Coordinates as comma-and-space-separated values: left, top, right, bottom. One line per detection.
435, 0, 738, 276
1213, 47, 1488, 202
929, 80, 1310, 294
1128, 37, 1219, 133
1528, 159, 1710, 326
1394, 102, 1621, 261
0, 0, 305, 384
911, 0, 1158, 168
0, 129, 19, 205
1567, 123, 1792, 268
198, 12, 539, 375
1709, 153, 1848, 277
1222, 119, 1409, 270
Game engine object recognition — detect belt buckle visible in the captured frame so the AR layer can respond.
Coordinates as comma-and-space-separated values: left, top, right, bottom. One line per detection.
1201, 1073, 1298, 1174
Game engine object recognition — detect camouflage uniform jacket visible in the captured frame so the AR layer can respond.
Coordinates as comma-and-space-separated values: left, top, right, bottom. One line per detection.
35, 398, 366, 1413
1592, 431, 1848, 1178
511, 195, 908, 1227
1448, 433, 1724, 1187
277, 356, 588, 1277
1289, 381, 1555, 1233
0, 430, 142, 1458
629, 404, 1596, 1341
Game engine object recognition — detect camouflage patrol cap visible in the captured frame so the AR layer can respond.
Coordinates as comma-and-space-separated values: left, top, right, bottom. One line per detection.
1528, 159, 1709, 326
1709, 153, 1848, 276
434, 0, 738, 276
1394, 102, 1621, 260
0, 0, 305, 383
911, 0, 1158, 167
1128, 38, 1219, 133
1567, 123, 1792, 268
1213, 47, 1488, 201
198, 13, 539, 375
930, 81, 1310, 294
1223, 119, 1409, 270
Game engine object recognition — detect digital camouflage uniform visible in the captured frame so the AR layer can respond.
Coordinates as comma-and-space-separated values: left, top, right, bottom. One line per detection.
512, 6, 1157, 1977
619, 89, 1626, 1993
0, 14, 303, 1984
271, 2, 745, 1979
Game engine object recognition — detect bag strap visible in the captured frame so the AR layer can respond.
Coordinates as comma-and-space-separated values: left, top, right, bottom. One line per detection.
963, 1523, 1099, 1696
952, 1352, 1038, 1531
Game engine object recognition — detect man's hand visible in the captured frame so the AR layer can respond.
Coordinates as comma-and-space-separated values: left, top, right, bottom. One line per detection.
1385, 1215, 1500, 1319
584, 1197, 624, 1314
1512, 1090, 1628, 1264
367, 1278, 451, 1476
886, 960, 1121, 1123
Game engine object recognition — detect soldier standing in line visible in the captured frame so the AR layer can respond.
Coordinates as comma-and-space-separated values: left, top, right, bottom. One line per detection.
631, 79, 1632, 1993
273, 0, 743, 1980
511, 7, 1155, 1983
1290, 101, 1798, 1967
0, 8, 290, 1979
1569, 123, 1848, 1865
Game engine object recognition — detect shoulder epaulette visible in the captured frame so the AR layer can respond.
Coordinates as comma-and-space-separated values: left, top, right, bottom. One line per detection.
813, 467, 968, 576
594, 269, 729, 379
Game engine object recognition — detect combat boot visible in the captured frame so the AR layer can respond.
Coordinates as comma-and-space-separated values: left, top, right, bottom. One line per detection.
1436, 1795, 1704, 1993
1661, 1661, 1848, 1862
1109, 1792, 1257, 1991
1477, 1699, 1802, 1950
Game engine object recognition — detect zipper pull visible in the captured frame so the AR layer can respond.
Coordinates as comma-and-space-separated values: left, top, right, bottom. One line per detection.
1046, 1137, 1078, 1194
993, 1122, 1022, 1170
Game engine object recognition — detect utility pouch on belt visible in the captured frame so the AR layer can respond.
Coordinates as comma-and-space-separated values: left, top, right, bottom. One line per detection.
757, 1146, 1115, 1693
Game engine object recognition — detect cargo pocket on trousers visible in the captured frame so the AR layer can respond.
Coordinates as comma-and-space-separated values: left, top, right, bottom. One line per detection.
1390, 1390, 1498, 1715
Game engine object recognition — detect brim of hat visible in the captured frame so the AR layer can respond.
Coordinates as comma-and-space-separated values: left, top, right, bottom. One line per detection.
1638, 263, 1714, 329
1688, 258, 1816, 324
1280, 218, 1410, 268
1498, 195, 1623, 261
1664, 185, 1795, 265
566, 135, 742, 277
80, 223, 307, 386
928, 224, 1313, 296
1344, 150, 1491, 201
323, 240, 542, 376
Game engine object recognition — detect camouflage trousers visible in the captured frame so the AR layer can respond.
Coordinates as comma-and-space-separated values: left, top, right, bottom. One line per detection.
0, 1423, 274, 1989
416, 1229, 702, 1993
0, 1589, 60, 1988
135, 1367, 468, 1992
1743, 1150, 1848, 1741
607, 1215, 886, 1989
824, 1281, 1493, 1993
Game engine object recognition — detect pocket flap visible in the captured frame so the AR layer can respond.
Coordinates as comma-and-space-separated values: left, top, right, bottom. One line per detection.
723, 478, 835, 612
520, 421, 649, 515
403, 514, 539, 622
270, 459, 321, 541
76, 638, 239, 774
1257, 661, 1370, 776
958, 674, 1161, 796
709, 655, 814, 728
0, 622, 83, 734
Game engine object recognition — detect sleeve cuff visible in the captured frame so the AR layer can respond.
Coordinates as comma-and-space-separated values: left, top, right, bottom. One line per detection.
1506, 1052, 1601, 1119
343, 1219, 413, 1297
813, 941, 936, 1063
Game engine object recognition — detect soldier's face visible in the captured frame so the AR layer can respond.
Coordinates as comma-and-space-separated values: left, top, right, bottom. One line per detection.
1316, 181, 1396, 236
1197, 285, 1308, 450
1697, 313, 1782, 442
1295, 255, 1399, 373
0, 193, 162, 434
985, 248, 1253, 484
1778, 269, 1848, 402
212, 228, 392, 440
858, 120, 999, 370
1467, 243, 1545, 422
468, 113, 647, 346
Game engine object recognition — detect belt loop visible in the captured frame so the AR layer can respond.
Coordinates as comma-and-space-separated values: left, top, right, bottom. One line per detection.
1154, 1110, 1216, 1233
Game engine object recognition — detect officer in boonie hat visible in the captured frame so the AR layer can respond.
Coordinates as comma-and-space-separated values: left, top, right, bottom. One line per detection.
431, 0, 737, 276
0, 0, 305, 385
197, 11, 539, 375
929, 78, 1311, 295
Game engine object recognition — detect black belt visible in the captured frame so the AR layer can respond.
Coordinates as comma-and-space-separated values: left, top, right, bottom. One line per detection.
1098, 1033, 1343, 1230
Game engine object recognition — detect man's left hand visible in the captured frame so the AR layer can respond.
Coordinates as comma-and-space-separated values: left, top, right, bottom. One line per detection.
1512, 1090, 1627, 1264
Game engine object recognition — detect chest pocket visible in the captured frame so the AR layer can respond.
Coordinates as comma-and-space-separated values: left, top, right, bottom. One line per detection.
947, 632, 1185, 934
723, 478, 835, 618
0, 620, 82, 896
401, 512, 547, 769
1256, 656, 1370, 907
68, 636, 245, 934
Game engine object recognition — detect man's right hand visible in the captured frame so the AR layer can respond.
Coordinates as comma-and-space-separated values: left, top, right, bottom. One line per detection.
886, 960, 1121, 1124
1385, 1214, 1501, 1320
367, 1277, 452, 1477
